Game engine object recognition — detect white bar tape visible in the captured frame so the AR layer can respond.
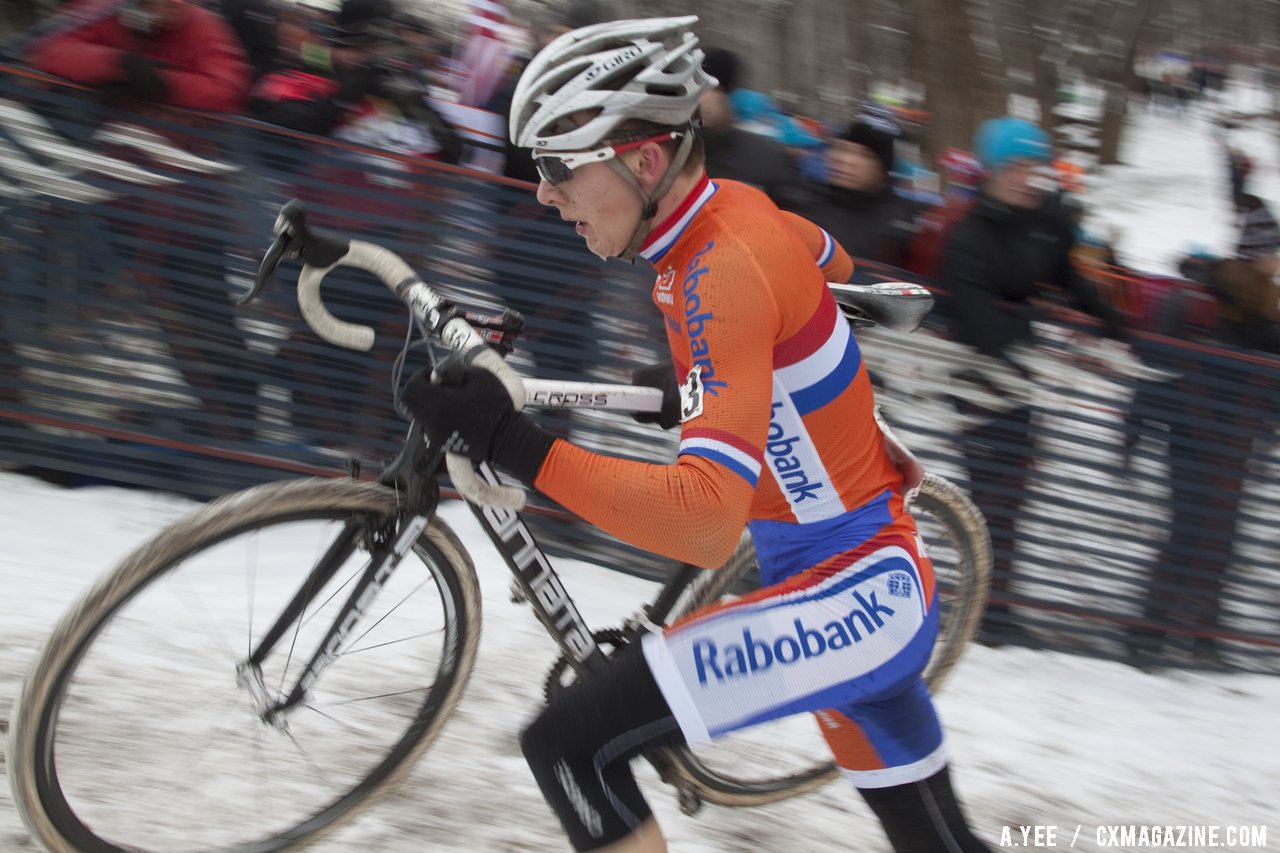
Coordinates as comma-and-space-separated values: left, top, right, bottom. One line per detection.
446, 454, 527, 510
297, 262, 376, 351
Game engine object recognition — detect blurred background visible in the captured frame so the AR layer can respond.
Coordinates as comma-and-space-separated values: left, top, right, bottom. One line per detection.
0, 0, 1276, 676
0, 1, 1278, 850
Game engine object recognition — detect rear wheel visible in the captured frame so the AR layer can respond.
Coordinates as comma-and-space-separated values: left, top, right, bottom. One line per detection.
664, 472, 991, 808
8, 477, 482, 852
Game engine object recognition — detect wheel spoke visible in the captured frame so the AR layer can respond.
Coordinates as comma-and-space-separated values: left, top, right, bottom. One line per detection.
283, 728, 335, 791
245, 533, 258, 659
341, 629, 442, 656
166, 694, 251, 791
276, 554, 363, 696
342, 578, 430, 653
18, 492, 473, 852
170, 571, 242, 669
314, 685, 434, 709
301, 703, 368, 736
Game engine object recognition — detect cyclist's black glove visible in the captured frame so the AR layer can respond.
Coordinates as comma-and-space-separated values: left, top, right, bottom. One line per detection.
403, 361, 555, 486
631, 361, 682, 430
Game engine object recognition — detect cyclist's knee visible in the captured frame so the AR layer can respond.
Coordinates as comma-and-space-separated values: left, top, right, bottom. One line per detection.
520, 692, 605, 787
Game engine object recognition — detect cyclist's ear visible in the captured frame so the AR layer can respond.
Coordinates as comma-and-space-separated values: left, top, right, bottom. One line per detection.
431, 357, 466, 386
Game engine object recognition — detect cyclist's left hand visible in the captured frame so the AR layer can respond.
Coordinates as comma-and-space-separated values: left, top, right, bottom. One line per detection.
403, 361, 555, 485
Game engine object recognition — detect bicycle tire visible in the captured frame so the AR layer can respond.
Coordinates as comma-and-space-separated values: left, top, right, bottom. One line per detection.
8, 477, 482, 853
663, 472, 991, 808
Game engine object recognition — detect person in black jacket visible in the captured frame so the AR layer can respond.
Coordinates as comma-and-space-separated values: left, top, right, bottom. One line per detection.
938, 116, 1127, 645
696, 48, 814, 212
219, 0, 280, 84
800, 116, 921, 267
1124, 204, 1280, 668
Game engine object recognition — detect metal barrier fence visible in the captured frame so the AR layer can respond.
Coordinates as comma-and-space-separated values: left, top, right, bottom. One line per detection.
1, 69, 1277, 674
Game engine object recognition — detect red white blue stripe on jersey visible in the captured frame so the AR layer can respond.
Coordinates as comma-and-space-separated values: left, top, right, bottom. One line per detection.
816, 227, 836, 268
639, 175, 718, 264
773, 293, 862, 415
679, 426, 762, 488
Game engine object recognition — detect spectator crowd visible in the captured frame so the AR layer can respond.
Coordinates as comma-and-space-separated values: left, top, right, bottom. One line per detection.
7, 0, 1279, 670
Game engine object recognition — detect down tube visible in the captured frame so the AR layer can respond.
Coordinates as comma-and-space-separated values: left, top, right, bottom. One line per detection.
466, 461, 608, 674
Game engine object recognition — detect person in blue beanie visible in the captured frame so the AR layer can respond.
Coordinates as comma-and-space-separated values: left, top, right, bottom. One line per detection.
937, 116, 1129, 646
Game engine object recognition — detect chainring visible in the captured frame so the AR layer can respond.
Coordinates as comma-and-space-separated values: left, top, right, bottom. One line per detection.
541, 627, 632, 703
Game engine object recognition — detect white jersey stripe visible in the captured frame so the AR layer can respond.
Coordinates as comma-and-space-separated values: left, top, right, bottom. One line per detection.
774, 309, 850, 394
640, 180, 718, 263
679, 436, 762, 478
838, 743, 950, 788
763, 375, 844, 523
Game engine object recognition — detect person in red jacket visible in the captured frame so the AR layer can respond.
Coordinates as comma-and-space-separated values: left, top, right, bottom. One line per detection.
27, 0, 250, 113
25, 0, 259, 444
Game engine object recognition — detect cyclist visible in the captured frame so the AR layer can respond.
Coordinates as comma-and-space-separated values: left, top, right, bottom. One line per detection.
404, 17, 993, 853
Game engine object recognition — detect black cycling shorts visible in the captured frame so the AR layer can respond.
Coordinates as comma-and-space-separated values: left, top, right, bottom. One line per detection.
520, 645, 686, 851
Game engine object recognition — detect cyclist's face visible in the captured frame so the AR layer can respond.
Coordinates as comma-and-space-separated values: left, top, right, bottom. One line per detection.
536, 155, 644, 260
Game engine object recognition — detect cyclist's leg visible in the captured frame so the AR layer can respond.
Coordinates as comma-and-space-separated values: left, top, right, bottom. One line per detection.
818, 681, 992, 852
643, 525, 936, 744
642, 525, 992, 850
520, 645, 685, 852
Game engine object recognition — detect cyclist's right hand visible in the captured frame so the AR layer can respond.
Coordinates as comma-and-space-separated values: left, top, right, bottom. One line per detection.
630, 361, 682, 430
403, 361, 555, 486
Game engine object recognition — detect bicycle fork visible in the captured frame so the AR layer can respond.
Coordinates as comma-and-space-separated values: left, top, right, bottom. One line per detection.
235, 513, 431, 729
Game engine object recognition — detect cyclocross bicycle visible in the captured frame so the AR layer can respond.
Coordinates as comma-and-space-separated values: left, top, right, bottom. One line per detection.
8, 201, 992, 853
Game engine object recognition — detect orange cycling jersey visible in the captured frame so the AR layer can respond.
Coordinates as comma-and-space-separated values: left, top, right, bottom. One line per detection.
534, 176, 909, 581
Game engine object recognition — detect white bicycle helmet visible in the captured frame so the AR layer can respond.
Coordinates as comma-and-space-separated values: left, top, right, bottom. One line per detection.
510, 16, 716, 151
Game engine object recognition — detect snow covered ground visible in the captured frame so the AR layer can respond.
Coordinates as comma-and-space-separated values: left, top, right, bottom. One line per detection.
1087, 75, 1280, 275
3, 86, 1280, 851
0, 470, 1277, 853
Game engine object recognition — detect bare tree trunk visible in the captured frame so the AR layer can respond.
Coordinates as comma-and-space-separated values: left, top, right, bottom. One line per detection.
908, 0, 1008, 159
844, 0, 869, 112
1006, 0, 1068, 135
1096, 0, 1162, 166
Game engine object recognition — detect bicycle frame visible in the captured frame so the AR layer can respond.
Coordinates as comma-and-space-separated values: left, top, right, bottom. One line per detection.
239, 386, 705, 722
232, 199, 933, 721
468, 461, 605, 671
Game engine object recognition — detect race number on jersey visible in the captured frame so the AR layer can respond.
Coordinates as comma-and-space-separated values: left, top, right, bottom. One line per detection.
680, 365, 704, 423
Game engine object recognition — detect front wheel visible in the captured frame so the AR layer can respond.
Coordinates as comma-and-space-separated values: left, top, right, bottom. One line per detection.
8, 477, 482, 852
663, 472, 991, 808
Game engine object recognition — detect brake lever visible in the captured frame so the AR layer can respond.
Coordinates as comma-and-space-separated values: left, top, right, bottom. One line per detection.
238, 233, 288, 307
240, 199, 354, 309
238, 199, 309, 307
